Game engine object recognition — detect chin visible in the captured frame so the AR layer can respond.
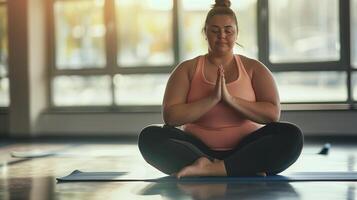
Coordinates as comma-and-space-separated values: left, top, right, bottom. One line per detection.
213, 48, 232, 55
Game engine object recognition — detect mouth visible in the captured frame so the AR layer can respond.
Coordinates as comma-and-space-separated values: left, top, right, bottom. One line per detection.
216, 42, 229, 47
216, 42, 227, 45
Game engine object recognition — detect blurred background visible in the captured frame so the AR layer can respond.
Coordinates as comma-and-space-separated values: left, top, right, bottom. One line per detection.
0, 0, 356, 137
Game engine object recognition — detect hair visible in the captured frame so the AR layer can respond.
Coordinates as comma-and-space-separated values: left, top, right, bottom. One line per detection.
203, 0, 238, 33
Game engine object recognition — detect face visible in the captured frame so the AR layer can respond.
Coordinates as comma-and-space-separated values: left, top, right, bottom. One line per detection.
205, 15, 238, 55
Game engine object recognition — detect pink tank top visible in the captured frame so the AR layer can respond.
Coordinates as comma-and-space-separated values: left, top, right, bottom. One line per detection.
183, 54, 262, 150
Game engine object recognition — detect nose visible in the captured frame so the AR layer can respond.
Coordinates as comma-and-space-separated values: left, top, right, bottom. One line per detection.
217, 30, 227, 39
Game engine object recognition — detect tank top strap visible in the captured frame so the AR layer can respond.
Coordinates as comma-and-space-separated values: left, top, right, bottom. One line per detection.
192, 55, 205, 81
234, 54, 250, 79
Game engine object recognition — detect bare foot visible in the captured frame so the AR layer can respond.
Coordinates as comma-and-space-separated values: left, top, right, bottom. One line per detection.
176, 157, 227, 179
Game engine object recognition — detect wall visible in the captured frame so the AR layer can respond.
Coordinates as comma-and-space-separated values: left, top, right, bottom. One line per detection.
0, 111, 8, 136
32, 110, 357, 136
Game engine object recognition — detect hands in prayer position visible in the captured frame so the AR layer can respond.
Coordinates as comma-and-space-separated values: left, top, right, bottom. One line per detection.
212, 65, 233, 105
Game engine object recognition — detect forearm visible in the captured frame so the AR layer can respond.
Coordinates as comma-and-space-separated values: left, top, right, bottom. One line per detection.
226, 96, 280, 124
163, 96, 219, 127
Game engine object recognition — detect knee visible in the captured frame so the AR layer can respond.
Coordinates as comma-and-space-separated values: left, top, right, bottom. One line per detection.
138, 125, 161, 147
138, 125, 167, 154
280, 123, 304, 155
269, 122, 304, 146
284, 122, 303, 144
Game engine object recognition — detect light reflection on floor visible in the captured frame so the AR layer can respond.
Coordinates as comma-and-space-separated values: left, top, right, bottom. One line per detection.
0, 139, 356, 200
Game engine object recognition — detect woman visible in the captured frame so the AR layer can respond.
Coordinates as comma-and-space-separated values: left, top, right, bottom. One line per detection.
138, 0, 303, 178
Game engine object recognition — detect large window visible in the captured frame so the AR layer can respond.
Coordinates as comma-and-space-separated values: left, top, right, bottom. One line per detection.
50, 0, 356, 109
0, 1, 8, 107
274, 72, 347, 102
266, 0, 353, 103
269, 0, 339, 63
54, 0, 106, 69
114, 0, 173, 105
116, 0, 173, 66
114, 74, 168, 105
53, 75, 112, 106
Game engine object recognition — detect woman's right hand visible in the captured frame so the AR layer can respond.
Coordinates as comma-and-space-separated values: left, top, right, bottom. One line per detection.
212, 66, 223, 103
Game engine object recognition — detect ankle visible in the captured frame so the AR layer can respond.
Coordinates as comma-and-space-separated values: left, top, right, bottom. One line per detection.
210, 160, 227, 176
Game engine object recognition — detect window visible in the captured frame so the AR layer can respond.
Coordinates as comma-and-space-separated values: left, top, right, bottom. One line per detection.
353, 73, 357, 101
54, 0, 106, 69
50, 0, 356, 109
52, 0, 171, 107
114, 74, 168, 105
352, 0, 357, 68
53, 76, 112, 106
274, 72, 347, 102
269, 0, 339, 63
266, 0, 352, 103
115, 0, 173, 66
0, 2, 8, 107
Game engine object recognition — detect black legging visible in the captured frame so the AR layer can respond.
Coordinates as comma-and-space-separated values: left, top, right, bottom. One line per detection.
138, 122, 303, 176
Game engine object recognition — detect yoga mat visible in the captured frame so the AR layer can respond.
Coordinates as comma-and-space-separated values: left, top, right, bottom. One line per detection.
11, 150, 131, 158
13, 143, 331, 158
57, 170, 357, 182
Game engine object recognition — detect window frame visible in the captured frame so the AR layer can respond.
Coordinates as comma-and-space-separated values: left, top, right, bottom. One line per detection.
48, 0, 357, 111
0, 1, 8, 108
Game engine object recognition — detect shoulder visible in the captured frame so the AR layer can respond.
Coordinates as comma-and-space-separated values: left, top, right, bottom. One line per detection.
171, 56, 201, 81
238, 54, 272, 78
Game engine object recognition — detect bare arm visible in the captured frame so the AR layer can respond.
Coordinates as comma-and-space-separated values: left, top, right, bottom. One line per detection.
163, 60, 221, 126
221, 60, 281, 124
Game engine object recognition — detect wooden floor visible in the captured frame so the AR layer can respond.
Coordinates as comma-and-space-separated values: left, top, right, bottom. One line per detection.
0, 137, 356, 200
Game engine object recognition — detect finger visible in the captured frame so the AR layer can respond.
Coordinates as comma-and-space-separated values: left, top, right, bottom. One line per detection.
220, 73, 225, 86
216, 68, 221, 82
216, 69, 223, 89
218, 70, 223, 89
221, 75, 226, 94
219, 65, 224, 75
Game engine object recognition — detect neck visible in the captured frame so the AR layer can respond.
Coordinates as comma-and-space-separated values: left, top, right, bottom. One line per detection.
206, 52, 234, 68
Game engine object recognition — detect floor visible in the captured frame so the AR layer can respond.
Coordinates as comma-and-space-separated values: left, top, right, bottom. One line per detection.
0, 137, 356, 200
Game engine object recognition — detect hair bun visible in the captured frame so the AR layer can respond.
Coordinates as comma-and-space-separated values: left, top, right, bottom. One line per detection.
214, 0, 231, 8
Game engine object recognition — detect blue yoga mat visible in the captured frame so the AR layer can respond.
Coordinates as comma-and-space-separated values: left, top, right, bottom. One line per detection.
57, 170, 357, 182
11, 143, 332, 158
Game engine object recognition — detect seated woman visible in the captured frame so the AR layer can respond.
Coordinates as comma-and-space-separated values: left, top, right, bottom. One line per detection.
138, 0, 303, 178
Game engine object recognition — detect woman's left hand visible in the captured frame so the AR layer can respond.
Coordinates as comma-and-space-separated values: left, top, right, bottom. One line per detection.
220, 66, 233, 104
